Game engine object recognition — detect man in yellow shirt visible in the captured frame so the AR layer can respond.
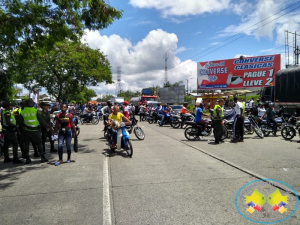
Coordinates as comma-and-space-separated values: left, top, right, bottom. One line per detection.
107, 106, 131, 148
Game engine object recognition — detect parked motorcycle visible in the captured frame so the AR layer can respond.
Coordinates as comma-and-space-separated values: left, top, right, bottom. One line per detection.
126, 114, 145, 140
80, 112, 99, 125
184, 120, 227, 141
281, 114, 300, 140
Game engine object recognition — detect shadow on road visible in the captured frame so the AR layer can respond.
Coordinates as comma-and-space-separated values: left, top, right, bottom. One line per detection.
102, 148, 130, 158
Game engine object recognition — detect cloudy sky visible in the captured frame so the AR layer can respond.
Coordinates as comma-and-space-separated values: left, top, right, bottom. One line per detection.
33, 0, 300, 98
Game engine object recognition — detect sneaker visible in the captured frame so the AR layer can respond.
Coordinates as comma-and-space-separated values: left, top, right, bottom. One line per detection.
201, 131, 208, 136
238, 140, 244, 142
231, 139, 238, 143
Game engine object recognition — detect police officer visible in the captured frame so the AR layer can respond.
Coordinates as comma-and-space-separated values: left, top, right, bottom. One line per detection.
18, 99, 48, 164
39, 102, 56, 154
213, 99, 225, 144
1, 101, 23, 163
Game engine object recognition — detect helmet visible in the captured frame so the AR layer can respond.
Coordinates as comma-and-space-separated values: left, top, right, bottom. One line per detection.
124, 101, 128, 105
106, 100, 112, 106
269, 102, 274, 107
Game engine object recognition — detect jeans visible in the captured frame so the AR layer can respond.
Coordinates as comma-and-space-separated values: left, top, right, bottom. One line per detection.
58, 129, 72, 161
110, 128, 118, 144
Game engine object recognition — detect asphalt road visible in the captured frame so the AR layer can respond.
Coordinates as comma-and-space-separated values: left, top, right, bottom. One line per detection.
0, 120, 299, 225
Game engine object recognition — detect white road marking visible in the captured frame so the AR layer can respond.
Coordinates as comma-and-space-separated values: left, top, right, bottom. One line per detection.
103, 156, 112, 225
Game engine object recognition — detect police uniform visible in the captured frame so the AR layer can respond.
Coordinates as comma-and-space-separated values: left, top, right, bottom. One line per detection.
213, 103, 224, 144
1, 102, 22, 163
38, 103, 56, 154
18, 101, 48, 164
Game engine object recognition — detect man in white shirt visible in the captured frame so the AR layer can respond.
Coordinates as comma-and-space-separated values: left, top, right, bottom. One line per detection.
249, 98, 254, 108
30, 89, 38, 108
232, 97, 244, 143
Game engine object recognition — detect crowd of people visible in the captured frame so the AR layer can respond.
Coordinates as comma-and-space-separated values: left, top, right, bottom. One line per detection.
0, 99, 78, 165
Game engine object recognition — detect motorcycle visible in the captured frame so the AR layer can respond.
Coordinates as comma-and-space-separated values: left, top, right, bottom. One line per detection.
109, 122, 133, 158
184, 120, 227, 141
246, 114, 264, 138
126, 114, 145, 140
80, 111, 99, 125
260, 115, 284, 137
281, 114, 300, 140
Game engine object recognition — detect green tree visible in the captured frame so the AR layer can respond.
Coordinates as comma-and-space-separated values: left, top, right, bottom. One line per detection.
16, 41, 112, 102
101, 94, 115, 102
163, 81, 183, 87
66, 87, 97, 103
0, 0, 122, 100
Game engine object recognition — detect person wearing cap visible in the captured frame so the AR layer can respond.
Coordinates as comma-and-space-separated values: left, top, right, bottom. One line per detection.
1, 101, 23, 163
18, 99, 48, 164
213, 99, 225, 144
232, 97, 244, 143
39, 102, 57, 154
123, 101, 129, 118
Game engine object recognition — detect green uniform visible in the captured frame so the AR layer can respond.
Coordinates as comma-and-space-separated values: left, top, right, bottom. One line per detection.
213, 104, 224, 144
1, 109, 19, 159
38, 110, 55, 153
18, 107, 45, 159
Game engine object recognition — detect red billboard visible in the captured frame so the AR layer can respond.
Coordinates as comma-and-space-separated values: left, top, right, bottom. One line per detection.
197, 54, 281, 89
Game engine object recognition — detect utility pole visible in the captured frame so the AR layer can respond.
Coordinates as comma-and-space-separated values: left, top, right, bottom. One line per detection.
163, 53, 169, 85
116, 67, 122, 95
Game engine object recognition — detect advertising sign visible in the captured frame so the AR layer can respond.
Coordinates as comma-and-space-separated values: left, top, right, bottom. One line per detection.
142, 88, 153, 95
197, 54, 281, 90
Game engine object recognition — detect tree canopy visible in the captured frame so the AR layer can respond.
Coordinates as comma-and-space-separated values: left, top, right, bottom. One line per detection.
0, 0, 122, 100
16, 40, 112, 102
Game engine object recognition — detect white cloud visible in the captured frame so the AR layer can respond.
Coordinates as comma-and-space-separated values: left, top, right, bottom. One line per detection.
82, 29, 198, 95
129, 0, 231, 17
195, 31, 202, 35
219, 0, 300, 44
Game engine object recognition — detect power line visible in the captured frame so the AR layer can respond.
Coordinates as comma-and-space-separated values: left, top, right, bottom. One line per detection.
165, 3, 300, 76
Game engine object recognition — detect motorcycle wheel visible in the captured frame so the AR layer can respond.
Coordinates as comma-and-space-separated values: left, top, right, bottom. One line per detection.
261, 124, 270, 137
92, 117, 99, 125
125, 139, 133, 158
171, 118, 181, 129
184, 127, 198, 141
253, 124, 264, 139
281, 126, 296, 140
220, 126, 228, 141
134, 127, 145, 140
148, 118, 154, 124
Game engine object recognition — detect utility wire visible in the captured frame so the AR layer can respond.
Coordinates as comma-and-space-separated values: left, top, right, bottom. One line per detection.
163, 3, 300, 77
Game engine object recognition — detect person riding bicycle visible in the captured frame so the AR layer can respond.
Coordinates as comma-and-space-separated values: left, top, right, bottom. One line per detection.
264, 102, 277, 136
107, 106, 131, 148
180, 102, 190, 128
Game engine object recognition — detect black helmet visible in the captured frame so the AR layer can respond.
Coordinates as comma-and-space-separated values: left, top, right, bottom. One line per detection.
106, 100, 112, 106
269, 102, 274, 107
